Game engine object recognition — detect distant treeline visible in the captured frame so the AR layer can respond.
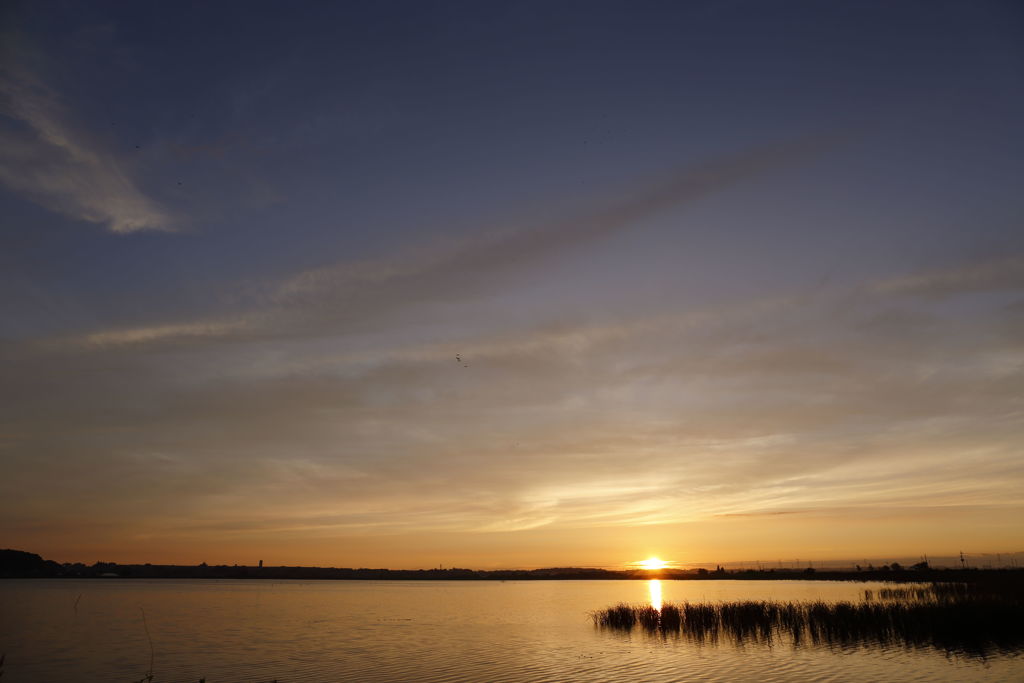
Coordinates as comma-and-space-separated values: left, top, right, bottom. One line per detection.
2, 549, 1020, 582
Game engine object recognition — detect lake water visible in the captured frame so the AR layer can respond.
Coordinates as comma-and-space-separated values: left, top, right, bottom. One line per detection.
1, 579, 1020, 682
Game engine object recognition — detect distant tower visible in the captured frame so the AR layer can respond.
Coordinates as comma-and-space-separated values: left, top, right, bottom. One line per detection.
259, 560, 263, 568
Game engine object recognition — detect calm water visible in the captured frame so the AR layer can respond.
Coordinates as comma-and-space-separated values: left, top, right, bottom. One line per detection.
1, 579, 1021, 682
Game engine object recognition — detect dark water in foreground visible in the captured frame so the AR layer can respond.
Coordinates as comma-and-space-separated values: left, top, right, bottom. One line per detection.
1, 579, 1021, 682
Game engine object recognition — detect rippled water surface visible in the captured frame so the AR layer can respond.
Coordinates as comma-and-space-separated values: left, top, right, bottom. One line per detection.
2, 579, 1021, 682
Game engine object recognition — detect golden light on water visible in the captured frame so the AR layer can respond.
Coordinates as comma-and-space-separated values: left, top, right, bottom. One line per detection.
648, 579, 662, 611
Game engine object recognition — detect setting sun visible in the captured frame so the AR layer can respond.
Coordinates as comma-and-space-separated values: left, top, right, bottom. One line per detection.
639, 557, 667, 570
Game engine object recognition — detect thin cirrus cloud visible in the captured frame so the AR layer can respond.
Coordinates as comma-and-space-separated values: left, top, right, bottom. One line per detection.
277, 133, 846, 304
3, 269, 1021, 563
3, 102, 1020, 559
13, 262, 1020, 513
871, 254, 1024, 298
53, 133, 845, 350
77, 319, 251, 348
0, 56, 171, 233
15, 241, 1017, 548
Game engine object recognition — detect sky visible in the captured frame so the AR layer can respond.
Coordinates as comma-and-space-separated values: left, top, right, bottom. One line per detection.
1, 0, 1023, 569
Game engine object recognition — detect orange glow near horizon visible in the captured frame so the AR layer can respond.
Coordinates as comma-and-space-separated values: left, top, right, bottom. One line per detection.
638, 557, 668, 570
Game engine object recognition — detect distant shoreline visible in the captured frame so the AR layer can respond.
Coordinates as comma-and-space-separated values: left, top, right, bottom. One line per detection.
2, 549, 1020, 582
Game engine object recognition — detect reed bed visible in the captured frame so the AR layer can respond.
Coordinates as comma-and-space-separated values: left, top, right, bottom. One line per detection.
863, 582, 971, 603
592, 582, 1024, 658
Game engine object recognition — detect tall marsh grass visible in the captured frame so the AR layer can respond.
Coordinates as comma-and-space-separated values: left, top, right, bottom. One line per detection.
592, 581, 1024, 658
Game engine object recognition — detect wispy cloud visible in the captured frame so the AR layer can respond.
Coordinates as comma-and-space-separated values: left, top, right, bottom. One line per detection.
279, 134, 843, 303
7, 263, 1020, 547
0, 48, 171, 233
872, 254, 1024, 298
47, 134, 843, 350
5, 122, 1021, 561
77, 319, 251, 347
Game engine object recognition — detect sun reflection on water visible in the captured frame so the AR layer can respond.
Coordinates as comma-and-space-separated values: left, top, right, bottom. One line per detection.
648, 579, 662, 612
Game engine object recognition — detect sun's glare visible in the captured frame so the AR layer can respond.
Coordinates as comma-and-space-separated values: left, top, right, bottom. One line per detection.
639, 557, 667, 570
648, 579, 663, 611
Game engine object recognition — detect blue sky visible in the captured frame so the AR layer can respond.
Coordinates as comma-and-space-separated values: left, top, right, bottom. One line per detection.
1, 1, 1023, 567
